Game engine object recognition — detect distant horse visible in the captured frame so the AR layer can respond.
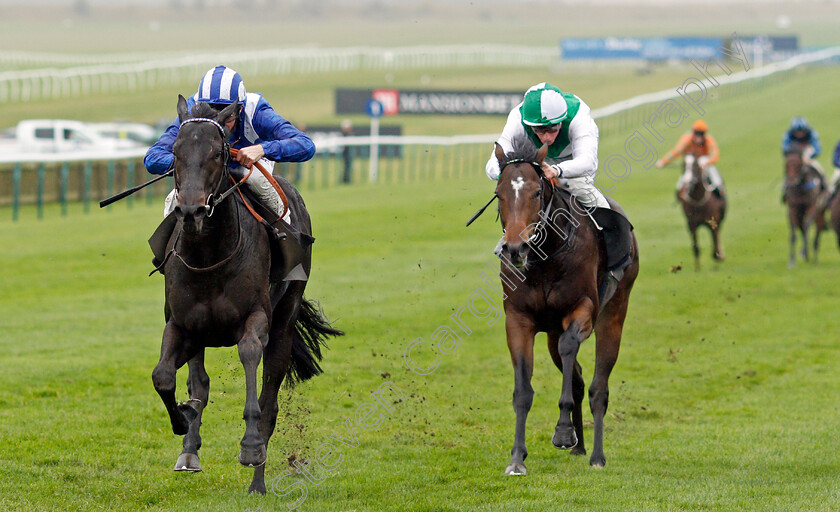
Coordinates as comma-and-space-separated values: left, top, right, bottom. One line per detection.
493, 142, 639, 475
783, 142, 826, 267
829, 191, 840, 251
677, 154, 726, 271
151, 97, 342, 494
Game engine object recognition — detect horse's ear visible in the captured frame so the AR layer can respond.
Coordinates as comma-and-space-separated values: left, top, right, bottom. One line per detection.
536, 143, 549, 165
494, 142, 506, 165
217, 100, 239, 132
177, 94, 190, 124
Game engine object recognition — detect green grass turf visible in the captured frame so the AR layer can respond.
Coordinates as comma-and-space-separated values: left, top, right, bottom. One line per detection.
1, 66, 840, 511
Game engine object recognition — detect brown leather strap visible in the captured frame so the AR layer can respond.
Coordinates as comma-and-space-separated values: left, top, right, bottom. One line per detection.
229, 147, 289, 222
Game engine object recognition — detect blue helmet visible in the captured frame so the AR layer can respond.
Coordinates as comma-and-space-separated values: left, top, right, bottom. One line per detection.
196, 66, 246, 105
790, 117, 810, 131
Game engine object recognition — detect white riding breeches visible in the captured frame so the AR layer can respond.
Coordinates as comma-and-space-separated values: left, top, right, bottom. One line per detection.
557, 175, 610, 209
164, 158, 285, 219
677, 160, 723, 191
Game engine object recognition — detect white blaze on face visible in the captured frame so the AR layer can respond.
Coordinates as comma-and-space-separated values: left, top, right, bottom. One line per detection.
511, 176, 526, 200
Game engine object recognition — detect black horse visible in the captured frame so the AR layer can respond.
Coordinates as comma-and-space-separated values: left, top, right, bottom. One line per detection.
150, 97, 342, 494
493, 142, 639, 475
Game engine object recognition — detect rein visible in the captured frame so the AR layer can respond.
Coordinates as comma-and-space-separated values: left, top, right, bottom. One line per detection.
175, 117, 290, 219
150, 199, 244, 275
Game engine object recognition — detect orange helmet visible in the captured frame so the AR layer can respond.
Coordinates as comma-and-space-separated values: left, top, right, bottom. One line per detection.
692, 120, 708, 133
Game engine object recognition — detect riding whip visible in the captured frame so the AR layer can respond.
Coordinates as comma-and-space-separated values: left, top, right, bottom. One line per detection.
99, 170, 173, 208
466, 193, 498, 227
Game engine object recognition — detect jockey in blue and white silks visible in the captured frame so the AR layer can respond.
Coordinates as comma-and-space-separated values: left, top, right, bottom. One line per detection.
145, 66, 315, 219
485, 82, 608, 209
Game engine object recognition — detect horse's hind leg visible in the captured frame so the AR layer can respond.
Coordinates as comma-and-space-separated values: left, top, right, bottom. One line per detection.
711, 222, 725, 262
249, 302, 300, 494
238, 310, 270, 469
589, 294, 630, 468
175, 350, 209, 472
552, 300, 594, 452
152, 322, 201, 437
547, 331, 585, 456
813, 212, 824, 264
801, 222, 810, 262
690, 227, 701, 271
504, 312, 536, 476
788, 219, 797, 268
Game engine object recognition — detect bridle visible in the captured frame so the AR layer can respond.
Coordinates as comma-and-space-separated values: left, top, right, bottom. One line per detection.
497, 159, 577, 259
175, 117, 255, 218
157, 117, 251, 274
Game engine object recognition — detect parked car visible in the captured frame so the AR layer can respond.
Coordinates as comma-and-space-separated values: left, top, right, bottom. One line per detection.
0, 119, 147, 155
88, 122, 159, 146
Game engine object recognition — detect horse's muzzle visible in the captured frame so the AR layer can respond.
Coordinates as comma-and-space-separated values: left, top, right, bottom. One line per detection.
175, 203, 208, 231
502, 241, 530, 268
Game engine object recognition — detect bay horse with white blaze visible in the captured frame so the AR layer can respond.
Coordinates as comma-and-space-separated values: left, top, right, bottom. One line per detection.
493, 143, 639, 475
783, 141, 826, 267
150, 97, 342, 494
678, 153, 726, 271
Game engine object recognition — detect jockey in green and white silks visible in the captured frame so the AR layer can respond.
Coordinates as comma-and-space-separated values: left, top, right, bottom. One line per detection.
485, 82, 609, 209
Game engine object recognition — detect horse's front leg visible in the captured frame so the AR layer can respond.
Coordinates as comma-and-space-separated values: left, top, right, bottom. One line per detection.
175, 350, 210, 472
504, 310, 536, 476
801, 220, 810, 262
552, 299, 595, 451
788, 213, 797, 268
152, 321, 202, 436
690, 227, 701, 271
238, 310, 269, 468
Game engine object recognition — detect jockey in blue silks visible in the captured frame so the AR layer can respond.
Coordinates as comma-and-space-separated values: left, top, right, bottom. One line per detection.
145, 65, 315, 219
781, 116, 826, 193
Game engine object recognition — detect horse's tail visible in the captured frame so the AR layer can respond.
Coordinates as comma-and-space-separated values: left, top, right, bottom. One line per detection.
286, 298, 344, 387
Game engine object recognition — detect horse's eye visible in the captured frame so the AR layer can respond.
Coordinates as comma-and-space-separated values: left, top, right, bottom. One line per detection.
532, 191, 541, 199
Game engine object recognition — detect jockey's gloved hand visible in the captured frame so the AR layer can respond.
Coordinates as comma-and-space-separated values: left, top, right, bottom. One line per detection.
541, 163, 560, 179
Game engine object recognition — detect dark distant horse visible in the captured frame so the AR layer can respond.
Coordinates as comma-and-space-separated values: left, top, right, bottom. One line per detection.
678, 154, 726, 270
784, 142, 826, 267
151, 97, 342, 494
493, 143, 639, 475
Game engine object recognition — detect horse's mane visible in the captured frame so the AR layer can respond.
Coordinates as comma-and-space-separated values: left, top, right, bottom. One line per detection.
190, 102, 217, 119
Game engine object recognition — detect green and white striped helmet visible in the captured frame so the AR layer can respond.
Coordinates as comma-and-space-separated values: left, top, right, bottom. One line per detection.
520, 82, 568, 127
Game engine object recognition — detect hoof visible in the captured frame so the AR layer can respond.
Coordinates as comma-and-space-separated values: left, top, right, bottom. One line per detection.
552, 427, 578, 450
248, 480, 267, 495
504, 462, 527, 476
174, 452, 201, 472
239, 443, 267, 468
178, 400, 201, 423
171, 400, 201, 436
590, 454, 606, 467
570, 444, 587, 456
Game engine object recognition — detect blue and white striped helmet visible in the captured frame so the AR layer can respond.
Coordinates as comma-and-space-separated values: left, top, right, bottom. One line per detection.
196, 66, 246, 105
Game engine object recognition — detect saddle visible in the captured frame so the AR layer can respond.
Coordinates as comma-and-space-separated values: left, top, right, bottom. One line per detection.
148, 185, 313, 284
551, 189, 634, 308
